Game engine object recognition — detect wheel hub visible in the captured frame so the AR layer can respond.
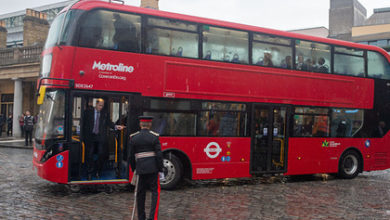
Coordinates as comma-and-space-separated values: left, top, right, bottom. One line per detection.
161, 158, 176, 185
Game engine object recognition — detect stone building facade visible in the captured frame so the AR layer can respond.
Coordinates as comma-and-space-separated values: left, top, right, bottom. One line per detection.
329, 0, 390, 52
23, 9, 49, 47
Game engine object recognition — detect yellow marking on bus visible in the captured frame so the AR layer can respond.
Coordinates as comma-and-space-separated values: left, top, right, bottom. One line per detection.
72, 136, 85, 164
272, 137, 284, 167
72, 136, 80, 142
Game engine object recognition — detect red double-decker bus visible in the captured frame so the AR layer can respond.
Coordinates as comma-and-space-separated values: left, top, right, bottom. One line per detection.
33, 0, 390, 190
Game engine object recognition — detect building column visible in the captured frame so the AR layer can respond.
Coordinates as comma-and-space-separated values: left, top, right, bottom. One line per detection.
12, 78, 23, 137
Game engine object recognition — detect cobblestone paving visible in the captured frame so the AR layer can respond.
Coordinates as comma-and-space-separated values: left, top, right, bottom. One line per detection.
1, 147, 390, 220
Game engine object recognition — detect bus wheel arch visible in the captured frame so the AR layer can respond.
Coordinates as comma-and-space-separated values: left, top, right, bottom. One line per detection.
161, 149, 191, 190
338, 147, 363, 179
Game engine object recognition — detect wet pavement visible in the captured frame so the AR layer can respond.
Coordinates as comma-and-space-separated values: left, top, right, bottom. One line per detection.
1, 147, 390, 220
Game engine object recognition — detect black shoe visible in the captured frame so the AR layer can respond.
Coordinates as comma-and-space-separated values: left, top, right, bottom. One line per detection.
96, 173, 100, 179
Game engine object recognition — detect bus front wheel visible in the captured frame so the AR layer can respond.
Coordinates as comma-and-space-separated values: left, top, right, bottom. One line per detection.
160, 154, 183, 190
338, 150, 361, 179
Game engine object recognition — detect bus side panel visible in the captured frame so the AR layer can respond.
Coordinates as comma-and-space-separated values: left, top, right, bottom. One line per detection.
164, 61, 374, 109
286, 138, 333, 175
33, 151, 69, 184
47, 47, 77, 80
160, 137, 251, 180
364, 134, 390, 171
286, 137, 390, 175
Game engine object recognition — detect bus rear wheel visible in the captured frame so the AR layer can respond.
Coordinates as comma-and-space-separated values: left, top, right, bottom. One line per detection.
338, 150, 361, 179
160, 154, 183, 190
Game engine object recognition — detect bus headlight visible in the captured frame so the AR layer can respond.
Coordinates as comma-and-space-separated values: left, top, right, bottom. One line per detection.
41, 54, 52, 77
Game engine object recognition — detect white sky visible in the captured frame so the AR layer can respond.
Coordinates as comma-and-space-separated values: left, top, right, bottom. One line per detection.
1, 0, 390, 30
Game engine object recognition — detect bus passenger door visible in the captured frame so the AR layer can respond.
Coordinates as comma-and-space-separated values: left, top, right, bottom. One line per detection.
107, 96, 129, 180
251, 104, 290, 174
69, 93, 141, 182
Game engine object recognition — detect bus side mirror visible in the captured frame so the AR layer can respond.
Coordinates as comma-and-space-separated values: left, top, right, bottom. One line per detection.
37, 86, 46, 105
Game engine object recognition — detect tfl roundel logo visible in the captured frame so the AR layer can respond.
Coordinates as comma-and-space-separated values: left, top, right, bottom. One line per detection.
204, 142, 222, 159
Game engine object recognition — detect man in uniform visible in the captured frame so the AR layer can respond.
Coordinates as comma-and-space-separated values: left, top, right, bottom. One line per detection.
129, 116, 163, 220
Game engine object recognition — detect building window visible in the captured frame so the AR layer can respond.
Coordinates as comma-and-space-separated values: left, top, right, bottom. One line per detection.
1, 94, 13, 103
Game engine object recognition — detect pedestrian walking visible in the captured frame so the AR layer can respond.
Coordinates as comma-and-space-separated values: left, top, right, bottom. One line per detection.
129, 116, 164, 220
0, 114, 4, 137
24, 111, 34, 146
7, 114, 13, 136
19, 114, 25, 137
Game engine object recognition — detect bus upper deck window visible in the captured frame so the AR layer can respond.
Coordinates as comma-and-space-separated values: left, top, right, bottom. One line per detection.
368, 51, 390, 80
78, 10, 141, 52
112, 13, 139, 52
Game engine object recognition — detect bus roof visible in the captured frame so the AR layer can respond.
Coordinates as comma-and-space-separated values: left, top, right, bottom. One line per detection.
71, 0, 388, 57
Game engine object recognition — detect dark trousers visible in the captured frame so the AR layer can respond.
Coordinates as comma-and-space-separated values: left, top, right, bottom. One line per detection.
7, 126, 12, 136
0, 126, 3, 136
25, 130, 32, 145
137, 173, 160, 220
85, 136, 105, 176
20, 125, 24, 137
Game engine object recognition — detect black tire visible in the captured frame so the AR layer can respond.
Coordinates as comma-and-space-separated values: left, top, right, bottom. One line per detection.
338, 150, 361, 179
160, 154, 183, 190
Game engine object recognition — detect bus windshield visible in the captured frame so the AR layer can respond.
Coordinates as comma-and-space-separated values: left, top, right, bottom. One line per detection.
35, 90, 66, 140
44, 13, 65, 49
44, 10, 78, 49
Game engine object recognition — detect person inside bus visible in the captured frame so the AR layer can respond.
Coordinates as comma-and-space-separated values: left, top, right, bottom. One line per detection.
204, 50, 212, 60
82, 98, 125, 180
113, 13, 139, 52
207, 113, 220, 136
176, 46, 183, 56
302, 117, 314, 137
331, 109, 352, 137
317, 57, 329, 73
372, 121, 387, 137
170, 48, 176, 56
281, 56, 292, 69
303, 58, 313, 72
223, 54, 231, 62
311, 57, 318, 71
313, 116, 329, 137
296, 54, 305, 70
231, 53, 240, 63
257, 52, 273, 67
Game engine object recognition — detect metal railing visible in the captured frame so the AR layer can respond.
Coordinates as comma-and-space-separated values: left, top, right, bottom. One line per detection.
0, 45, 42, 66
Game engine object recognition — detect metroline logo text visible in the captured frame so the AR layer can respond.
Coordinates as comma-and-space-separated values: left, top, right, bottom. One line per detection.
92, 61, 134, 73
